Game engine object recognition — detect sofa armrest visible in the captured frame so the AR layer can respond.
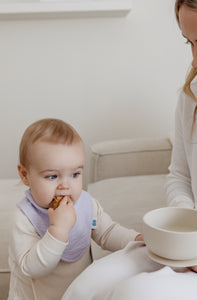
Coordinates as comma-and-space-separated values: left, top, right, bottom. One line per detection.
88, 137, 172, 183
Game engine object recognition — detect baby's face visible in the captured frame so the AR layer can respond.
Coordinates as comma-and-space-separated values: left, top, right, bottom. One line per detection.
23, 140, 85, 208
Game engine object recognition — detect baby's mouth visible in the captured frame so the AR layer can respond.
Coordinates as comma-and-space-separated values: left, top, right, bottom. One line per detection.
52, 195, 71, 209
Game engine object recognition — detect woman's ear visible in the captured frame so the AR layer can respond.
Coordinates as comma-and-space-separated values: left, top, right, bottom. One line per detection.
17, 164, 29, 186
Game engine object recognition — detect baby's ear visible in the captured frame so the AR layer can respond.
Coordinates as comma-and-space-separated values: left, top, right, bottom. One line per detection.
17, 164, 29, 186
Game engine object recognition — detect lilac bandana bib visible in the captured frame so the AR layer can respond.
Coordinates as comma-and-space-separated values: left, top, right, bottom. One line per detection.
18, 189, 93, 262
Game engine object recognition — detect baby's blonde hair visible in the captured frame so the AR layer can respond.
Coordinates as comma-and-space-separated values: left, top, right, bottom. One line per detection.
19, 118, 82, 168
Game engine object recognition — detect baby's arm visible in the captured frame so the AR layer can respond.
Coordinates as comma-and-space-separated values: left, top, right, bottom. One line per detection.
10, 200, 76, 278
135, 233, 144, 241
10, 208, 65, 278
91, 198, 143, 251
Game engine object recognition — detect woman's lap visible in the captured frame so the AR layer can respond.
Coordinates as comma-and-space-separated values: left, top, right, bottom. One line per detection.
108, 266, 197, 300
62, 242, 161, 299
62, 242, 197, 300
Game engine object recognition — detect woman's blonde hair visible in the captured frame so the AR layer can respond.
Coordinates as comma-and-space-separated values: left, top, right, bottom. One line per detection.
175, 0, 197, 133
175, 0, 197, 102
19, 118, 82, 168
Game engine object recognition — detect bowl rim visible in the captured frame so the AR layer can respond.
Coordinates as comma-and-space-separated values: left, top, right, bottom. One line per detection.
143, 207, 197, 234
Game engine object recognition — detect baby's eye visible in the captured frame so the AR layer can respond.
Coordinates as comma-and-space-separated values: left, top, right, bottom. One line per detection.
72, 172, 80, 178
46, 175, 57, 180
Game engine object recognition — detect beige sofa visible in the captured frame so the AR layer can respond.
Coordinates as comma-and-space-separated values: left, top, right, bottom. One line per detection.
0, 136, 172, 299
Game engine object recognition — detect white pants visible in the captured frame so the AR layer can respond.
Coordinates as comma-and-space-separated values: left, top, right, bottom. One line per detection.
62, 242, 197, 300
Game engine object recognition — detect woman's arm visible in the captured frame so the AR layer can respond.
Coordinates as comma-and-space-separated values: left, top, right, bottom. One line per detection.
166, 92, 194, 208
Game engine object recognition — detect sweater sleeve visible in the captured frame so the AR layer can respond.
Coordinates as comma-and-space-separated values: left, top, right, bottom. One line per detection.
91, 198, 140, 252
10, 208, 67, 278
166, 91, 194, 208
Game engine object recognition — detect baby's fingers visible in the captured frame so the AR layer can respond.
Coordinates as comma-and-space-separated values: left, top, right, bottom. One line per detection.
59, 196, 73, 207
67, 196, 73, 206
188, 266, 197, 273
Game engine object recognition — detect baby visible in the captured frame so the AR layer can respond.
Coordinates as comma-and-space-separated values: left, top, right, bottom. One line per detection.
8, 118, 143, 300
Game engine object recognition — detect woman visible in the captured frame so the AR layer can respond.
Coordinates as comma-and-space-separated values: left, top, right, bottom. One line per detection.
166, 0, 197, 274
62, 2, 197, 299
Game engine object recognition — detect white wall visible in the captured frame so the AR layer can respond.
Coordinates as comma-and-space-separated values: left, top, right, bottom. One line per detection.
0, 0, 192, 187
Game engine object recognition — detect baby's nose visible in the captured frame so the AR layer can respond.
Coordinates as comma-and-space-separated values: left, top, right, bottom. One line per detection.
57, 180, 69, 190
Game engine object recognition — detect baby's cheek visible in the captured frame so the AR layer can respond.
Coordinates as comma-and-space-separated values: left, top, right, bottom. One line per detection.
73, 191, 82, 204
34, 190, 53, 208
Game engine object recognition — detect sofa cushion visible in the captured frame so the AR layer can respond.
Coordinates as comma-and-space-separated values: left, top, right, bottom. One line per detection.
89, 138, 172, 182
88, 174, 167, 259
0, 273, 10, 300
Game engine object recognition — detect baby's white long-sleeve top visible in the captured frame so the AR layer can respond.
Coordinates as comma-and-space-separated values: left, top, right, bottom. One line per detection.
166, 85, 197, 208
8, 197, 138, 300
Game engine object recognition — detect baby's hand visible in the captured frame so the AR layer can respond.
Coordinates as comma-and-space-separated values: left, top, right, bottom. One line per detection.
135, 233, 144, 241
188, 266, 197, 273
48, 197, 77, 243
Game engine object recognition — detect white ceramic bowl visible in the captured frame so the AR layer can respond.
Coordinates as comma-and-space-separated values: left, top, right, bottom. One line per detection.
143, 207, 197, 260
